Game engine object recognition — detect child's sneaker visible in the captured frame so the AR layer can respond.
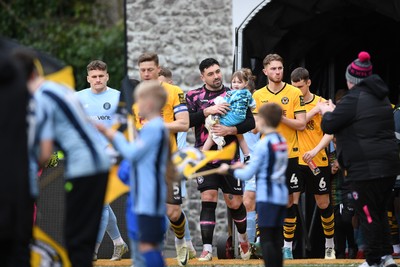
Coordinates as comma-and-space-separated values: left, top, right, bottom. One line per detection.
198, 250, 212, 261
239, 241, 251, 260
110, 242, 129, 261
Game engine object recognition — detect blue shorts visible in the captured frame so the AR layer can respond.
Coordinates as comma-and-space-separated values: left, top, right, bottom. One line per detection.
256, 202, 286, 228
137, 215, 165, 243
244, 176, 256, 192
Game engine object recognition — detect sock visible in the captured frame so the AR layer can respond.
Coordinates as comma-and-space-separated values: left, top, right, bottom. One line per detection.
325, 237, 334, 248
229, 203, 247, 234
142, 249, 164, 267
203, 244, 212, 253
94, 243, 101, 254
319, 205, 335, 241
175, 236, 185, 246
246, 211, 257, 243
182, 210, 192, 241
283, 240, 293, 249
393, 244, 400, 254
170, 211, 186, 240
200, 202, 217, 245
283, 204, 297, 243
112, 236, 124, 246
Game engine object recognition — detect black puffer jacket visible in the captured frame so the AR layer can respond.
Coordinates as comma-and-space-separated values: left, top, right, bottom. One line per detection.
321, 74, 400, 181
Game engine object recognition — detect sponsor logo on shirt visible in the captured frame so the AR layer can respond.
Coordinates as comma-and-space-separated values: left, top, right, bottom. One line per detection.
89, 115, 112, 121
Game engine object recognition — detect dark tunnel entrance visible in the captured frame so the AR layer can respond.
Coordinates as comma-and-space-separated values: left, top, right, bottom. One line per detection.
235, 0, 400, 104
234, 0, 400, 259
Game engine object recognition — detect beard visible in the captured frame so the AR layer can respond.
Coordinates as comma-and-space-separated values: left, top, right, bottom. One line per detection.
209, 78, 222, 89
268, 76, 282, 84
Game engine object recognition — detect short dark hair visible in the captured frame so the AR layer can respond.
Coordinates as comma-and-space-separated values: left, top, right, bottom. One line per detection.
199, 58, 220, 73
159, 66, 172, 78
87, 60, 107, 73
290, 67, 309, 83
262, 53, 283, 68
11, 47, 38, 79
259, 102, 282, 128
138, 52, 159, 66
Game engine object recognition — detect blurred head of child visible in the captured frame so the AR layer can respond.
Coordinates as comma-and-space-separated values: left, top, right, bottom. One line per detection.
257, 102, 282, 133
135, 80, 167, 120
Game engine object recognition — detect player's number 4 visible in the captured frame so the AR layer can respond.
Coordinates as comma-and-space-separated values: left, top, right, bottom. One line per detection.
290, 174, 298, 185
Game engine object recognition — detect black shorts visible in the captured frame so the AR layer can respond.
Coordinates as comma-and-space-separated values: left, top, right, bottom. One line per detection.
256, 202, 287, 228
298, 165, 331, 195
166, 180, 182, 205
137, 215, 165, 243
286, 157, 302, 194
196, 162, 243, 195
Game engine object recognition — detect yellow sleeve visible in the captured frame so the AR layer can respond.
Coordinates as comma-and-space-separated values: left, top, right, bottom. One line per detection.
253, 90, 262, 114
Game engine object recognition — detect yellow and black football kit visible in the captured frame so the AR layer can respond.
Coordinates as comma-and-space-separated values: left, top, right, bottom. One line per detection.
253, 83, 305, 158
133, 82, 187, 153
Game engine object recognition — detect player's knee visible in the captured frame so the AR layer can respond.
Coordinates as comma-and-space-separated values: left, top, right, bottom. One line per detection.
315, 195, 330, 209
225, 195, 243, 210
201, 190, 218, 202
243, 198, 255, 212
243, 192, 256, 211
167, 204, 182, 221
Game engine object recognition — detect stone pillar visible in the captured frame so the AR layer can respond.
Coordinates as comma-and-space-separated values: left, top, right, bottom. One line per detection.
126, 0, 233, 91
126, 0, 234, 253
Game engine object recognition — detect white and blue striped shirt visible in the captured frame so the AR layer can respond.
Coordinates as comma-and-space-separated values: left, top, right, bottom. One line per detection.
233, 132, 288, 205
112, 117, 169, 217
35, 81, 110, 179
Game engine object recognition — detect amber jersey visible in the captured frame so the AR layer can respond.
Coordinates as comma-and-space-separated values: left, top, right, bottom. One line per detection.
253, 83, 305, 158
133, 82, 187, 152
297, 95, 329, 167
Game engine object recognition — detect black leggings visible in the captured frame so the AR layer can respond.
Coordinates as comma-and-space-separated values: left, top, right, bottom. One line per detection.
260, 226, 283, 267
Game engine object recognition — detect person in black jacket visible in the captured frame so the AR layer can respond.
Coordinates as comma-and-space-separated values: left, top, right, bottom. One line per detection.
319, 51, 400, 267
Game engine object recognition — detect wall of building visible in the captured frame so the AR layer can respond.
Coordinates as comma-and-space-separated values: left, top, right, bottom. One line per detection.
126, 0, 233, 92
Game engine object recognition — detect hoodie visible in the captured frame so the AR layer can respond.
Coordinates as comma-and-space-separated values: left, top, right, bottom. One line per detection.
321, 75, 400, 181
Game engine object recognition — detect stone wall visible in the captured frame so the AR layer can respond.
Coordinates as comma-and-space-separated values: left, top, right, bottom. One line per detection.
126, 0, 234, 252
126, 0, 233, 92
